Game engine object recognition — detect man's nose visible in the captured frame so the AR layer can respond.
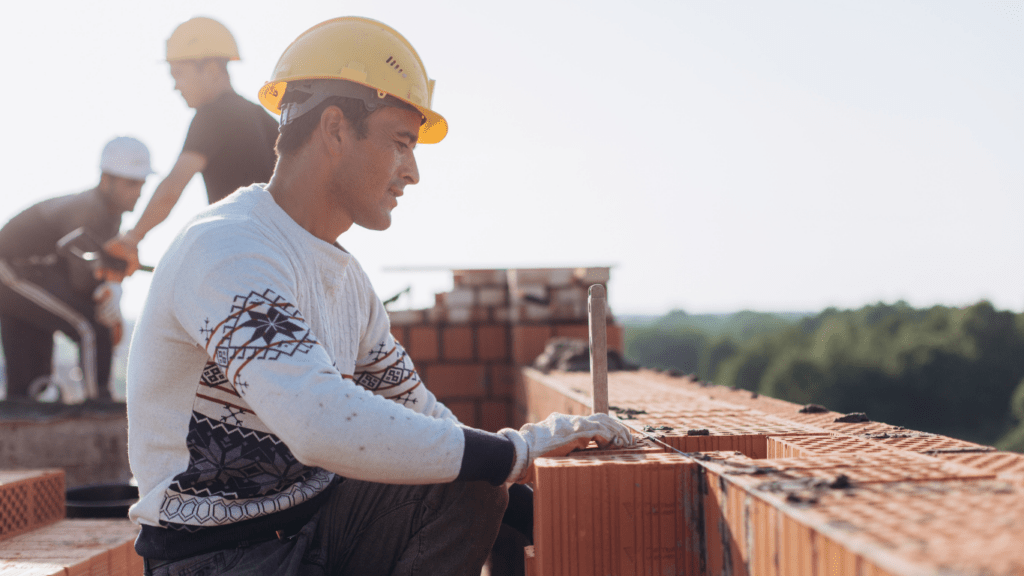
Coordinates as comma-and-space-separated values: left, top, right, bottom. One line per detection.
403, 150, 420, 185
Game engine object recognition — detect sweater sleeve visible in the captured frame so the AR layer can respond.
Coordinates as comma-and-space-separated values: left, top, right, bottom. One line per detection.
171, 243, 476, 485
350, 274, 461, 424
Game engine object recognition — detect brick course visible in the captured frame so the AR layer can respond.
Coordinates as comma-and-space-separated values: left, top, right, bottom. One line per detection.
441, 326, 474, 361
407, 326, 439, 362
423, 364, 487, 398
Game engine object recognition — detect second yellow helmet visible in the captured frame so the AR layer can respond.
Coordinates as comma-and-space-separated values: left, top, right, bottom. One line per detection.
167, 17, 240, 62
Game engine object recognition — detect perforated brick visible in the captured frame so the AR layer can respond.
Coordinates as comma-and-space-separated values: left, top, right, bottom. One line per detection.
931, 450, 1024, 484
767, 434, 906, 458
796, 481, 1024, 575
0, 519, 142, 576
869, 434, 993, 454
533, 452, 700, 576
645, 413, 829, 435
750, 454, 994, 484
0, 470, 65, 542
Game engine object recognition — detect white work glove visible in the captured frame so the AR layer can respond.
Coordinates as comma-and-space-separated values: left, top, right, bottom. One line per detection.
498, 413, 636, 484
93, 282, 124, 345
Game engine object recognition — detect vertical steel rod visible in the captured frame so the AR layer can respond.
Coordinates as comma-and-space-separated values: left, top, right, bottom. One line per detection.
588, 284, 609, 415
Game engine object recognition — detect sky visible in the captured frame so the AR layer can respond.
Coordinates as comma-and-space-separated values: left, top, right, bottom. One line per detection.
1, 0, 1022, 318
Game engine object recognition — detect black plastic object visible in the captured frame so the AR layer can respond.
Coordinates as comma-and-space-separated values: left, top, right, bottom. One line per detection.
65, 483, 139, 518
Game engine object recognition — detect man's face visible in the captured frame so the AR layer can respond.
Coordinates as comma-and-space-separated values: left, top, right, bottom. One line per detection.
332, 106, 421, 231
169, 61, 207, 109
105, 176, 145, 213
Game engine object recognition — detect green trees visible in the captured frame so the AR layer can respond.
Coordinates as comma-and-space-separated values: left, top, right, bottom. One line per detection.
624, 301, 1024, 449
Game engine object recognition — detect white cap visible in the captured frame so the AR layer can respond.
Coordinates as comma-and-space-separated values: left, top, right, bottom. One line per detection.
100, 136, 154, 180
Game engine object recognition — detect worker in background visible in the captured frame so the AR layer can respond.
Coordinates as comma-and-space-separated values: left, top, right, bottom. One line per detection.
100, 17, 278, 281
127, 17, 634, 576
0, 137, 153, 402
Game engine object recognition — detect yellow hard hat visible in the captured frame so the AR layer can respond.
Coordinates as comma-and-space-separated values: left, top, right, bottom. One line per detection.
167, 17, 240, 62
259, 17, 447, 144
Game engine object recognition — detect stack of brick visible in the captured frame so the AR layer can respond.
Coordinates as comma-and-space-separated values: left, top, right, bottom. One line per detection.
520, 367, 1024, 575
0, 470, 143, 575
387, 267, 623, 432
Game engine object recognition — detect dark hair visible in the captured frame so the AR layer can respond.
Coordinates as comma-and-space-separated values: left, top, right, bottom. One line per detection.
275, 97, 372, 156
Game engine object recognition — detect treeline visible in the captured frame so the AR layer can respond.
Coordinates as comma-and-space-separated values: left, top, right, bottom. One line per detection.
624, 301, 1024, 451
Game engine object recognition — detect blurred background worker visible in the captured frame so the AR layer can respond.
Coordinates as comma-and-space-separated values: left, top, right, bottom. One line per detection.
0, 137, 154, 403
102, 17, 278, 280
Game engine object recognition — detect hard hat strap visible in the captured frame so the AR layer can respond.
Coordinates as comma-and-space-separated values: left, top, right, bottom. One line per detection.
280, 79, 421, 126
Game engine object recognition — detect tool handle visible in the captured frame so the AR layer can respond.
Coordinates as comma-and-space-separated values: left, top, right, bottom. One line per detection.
588, 284, 609, 415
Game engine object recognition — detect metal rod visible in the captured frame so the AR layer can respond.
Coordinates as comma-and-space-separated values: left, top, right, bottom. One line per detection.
588, 284, 609, 415
614, 416, 690, 456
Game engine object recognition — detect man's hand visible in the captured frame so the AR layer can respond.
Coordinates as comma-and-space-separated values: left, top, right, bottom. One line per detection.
498, 413, 636, 484
96, 234, 141, 282
93, 281, 125, 345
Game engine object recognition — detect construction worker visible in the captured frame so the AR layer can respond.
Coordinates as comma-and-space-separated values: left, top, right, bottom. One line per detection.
0, 137, 153, 402
100, 17, 278, 281
126, 17, 634, 576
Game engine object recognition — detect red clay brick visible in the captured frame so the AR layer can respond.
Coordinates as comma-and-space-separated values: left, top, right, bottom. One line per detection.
453, 269, 506, 287
0, 470, 65, 542
479, 400, 511, 432
520, 304, 553, 322
872, 434, 993, 454
491, 306, 514, 323
933, 451, 1024, 485
533, 453, 698, 576
512, 325, 554, 365
553, 324, 589, 341
444, 287, 475, 307
443, 400, 478, 427
442, 326, 474, 361
423, 364, 487, 398
489, 365, 517, 398
0, 519, 142, 576
477, 286, 507, 307
443, 306, 490, 324
477, 325, 509, 361
386, 309, 425, 326
407, 326, 439, 362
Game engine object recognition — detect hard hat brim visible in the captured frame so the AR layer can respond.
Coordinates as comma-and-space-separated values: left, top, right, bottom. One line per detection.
260, 79, 447, 144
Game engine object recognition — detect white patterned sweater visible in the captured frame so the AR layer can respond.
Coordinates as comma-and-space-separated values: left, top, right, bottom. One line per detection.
127, 185, 512, 557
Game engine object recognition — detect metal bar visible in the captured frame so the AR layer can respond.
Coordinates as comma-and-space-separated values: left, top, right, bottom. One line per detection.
615, 416, 691, 457
588, 284, 609, 415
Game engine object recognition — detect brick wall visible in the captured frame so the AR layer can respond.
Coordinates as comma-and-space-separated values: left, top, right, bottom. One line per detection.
388, 267, 623, 432
521, 368, 1024, 576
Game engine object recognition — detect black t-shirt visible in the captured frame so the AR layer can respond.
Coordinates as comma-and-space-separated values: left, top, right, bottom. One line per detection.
0, 188, 121, 293
182, 91, 279, 204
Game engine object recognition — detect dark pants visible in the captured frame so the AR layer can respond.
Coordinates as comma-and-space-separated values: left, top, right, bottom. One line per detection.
0, 263, 112, 400
144, 478, 509, 576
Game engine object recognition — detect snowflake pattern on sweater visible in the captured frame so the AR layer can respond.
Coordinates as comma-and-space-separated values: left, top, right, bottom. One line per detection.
160, 288, 430, 530
208, 288, 318, 387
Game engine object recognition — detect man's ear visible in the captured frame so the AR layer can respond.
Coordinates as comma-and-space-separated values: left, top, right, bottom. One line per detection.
318, 105, 351, 157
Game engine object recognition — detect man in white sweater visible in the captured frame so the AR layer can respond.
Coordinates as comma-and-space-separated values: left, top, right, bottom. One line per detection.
127, 17, 633, 576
